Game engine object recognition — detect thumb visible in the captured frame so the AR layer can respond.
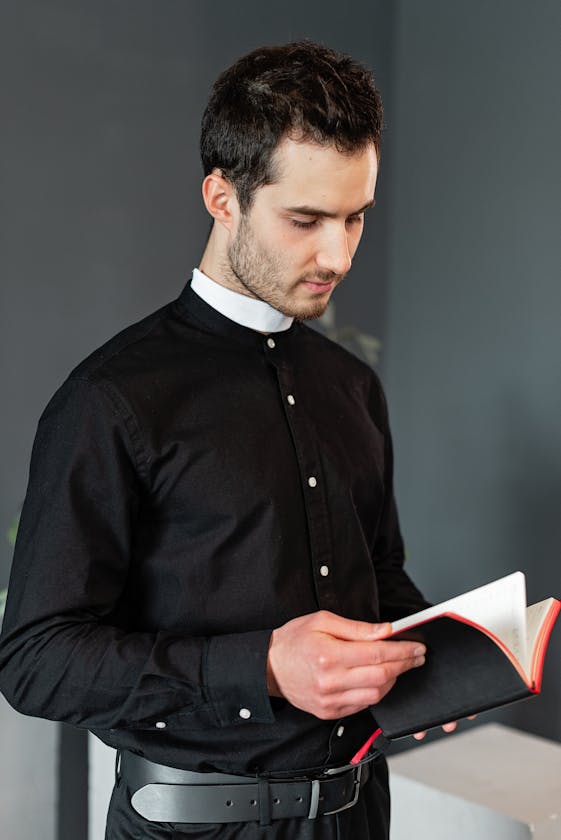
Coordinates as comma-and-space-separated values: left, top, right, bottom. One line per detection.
317, 612, 392, 641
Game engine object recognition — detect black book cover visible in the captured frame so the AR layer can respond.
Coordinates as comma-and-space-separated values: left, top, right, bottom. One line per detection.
371, 617, 532, 739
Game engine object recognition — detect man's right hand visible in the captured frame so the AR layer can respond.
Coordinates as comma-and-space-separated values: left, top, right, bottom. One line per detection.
266, 610, 425, 720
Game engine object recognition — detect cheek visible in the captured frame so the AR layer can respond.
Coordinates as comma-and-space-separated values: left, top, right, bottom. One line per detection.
275, 228, 314, 263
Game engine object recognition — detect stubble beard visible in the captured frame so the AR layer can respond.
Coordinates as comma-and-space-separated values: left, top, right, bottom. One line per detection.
226, 215, 339, 321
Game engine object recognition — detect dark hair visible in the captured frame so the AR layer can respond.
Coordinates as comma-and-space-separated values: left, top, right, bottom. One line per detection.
200, 40, 383, 212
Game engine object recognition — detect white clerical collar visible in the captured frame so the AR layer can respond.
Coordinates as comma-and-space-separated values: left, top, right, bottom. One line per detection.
191, 268, 294, 333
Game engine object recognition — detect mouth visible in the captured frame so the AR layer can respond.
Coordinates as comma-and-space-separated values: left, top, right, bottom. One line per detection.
301, 279, 337, 294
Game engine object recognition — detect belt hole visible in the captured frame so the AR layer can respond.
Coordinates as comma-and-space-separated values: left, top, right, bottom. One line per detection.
249, 799, 257, 807
273, 797, 281, 805
226, 800, 234, 807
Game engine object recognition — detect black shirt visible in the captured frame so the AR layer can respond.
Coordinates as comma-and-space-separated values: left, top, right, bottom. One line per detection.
0, 282, 428, 775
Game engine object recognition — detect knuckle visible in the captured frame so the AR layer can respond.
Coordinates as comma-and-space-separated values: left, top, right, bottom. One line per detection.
353, 619, 364, 637
315, 697, 333, 719
370, 687, 381, 704
369, 644, 383, 664
314, 673, 333, 694
316, 652, 331, 671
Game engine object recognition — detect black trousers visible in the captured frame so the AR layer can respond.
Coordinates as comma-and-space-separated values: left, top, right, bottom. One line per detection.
105, 759, 390, 840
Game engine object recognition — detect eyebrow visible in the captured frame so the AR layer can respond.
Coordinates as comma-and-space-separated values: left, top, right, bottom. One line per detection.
282, 199, 376, 218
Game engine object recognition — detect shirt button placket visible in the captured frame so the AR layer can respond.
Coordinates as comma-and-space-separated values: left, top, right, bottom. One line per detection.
277, 366, 337, 612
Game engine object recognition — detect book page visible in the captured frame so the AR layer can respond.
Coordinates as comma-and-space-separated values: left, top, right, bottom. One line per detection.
524, 598, 557, 679
391, 572, 527, 664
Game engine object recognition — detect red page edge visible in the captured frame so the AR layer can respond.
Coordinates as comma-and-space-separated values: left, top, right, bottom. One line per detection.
390, 601, 560, 688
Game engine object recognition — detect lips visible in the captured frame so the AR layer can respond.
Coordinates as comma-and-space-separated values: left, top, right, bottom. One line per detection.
302, 280, 336, 293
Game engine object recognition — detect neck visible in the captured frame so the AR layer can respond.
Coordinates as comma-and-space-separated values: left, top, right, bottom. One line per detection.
199, 223, 255, 298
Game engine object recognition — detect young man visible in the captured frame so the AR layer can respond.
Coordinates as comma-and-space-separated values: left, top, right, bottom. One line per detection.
0, 42, 433, 838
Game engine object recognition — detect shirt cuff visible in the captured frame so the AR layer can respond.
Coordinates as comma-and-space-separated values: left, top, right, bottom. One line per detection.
204, 629, 276, 727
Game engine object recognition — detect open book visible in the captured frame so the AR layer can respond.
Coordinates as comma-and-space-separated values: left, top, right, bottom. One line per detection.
370, 572, 560, 740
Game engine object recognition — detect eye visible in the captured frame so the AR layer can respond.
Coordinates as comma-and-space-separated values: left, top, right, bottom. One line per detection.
291, 219, 319, 230
346, 215, 364, 226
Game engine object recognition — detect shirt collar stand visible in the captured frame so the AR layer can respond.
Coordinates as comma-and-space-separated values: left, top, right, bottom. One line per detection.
191, 268, 294, 333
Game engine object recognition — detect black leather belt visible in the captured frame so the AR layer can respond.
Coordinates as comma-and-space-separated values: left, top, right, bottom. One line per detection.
120, 751, 371, 825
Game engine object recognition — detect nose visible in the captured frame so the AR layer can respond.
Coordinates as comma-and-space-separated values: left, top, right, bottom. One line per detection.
315, 226, 353, 276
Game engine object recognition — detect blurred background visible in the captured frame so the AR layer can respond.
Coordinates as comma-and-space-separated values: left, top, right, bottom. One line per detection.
1, 1, 560, 837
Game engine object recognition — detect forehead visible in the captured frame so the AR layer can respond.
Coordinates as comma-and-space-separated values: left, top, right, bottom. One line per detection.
261, 137, 378, 211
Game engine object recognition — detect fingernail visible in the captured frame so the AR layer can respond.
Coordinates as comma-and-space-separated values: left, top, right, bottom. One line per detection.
369, 622, 392, 638
414, 656, 425, 666
414, 645, 426, 656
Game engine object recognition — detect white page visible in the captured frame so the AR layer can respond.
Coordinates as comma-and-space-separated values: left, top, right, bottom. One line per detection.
522, 598, 556, 678
391, 572, 527, 663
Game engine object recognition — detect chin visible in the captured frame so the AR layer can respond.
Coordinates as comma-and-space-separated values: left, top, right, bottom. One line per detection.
289, 302, 330, 321
269, 290, 332, 321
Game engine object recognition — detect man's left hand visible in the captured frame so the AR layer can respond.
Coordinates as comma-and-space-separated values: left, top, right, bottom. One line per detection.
413, 715, 476, 740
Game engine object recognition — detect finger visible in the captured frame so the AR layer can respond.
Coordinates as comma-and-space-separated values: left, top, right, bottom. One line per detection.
322, 656, 425, 693
311, 611, 393, 642
319, 679, 399, 716
413, 731, 426, 740
331, 638, 427, 669
442, 721, 457, 733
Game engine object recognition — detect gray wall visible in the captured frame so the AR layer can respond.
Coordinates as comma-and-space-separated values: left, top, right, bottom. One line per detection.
385, 0, 561, 741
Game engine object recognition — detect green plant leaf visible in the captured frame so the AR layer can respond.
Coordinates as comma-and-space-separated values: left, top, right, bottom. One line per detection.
7, 513, 20, 547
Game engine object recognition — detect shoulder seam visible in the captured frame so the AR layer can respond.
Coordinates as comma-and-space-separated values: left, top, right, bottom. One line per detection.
70, 376, 150, 484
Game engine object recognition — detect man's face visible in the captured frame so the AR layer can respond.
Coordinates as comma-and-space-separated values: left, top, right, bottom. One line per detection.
226, 138, 378, 320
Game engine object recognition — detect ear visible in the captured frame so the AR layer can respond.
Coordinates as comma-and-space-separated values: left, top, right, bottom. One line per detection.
201, 169, 239, 231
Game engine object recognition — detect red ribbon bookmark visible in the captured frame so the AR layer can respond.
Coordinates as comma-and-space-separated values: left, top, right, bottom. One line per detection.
350, 727, 382, 765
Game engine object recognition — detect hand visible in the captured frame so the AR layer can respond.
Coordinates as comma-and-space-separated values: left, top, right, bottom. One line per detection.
266, 610, 426, 720
413, 715, 477, 741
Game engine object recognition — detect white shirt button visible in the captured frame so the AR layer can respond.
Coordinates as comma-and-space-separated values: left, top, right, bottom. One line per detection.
308, 476, 317, 488
337, 725, 345, 737
155, 721, 167, 729
287, 394, 295, 406
320, 565, 330, 577
266, 338, 276, 349
239, 708, 252, 720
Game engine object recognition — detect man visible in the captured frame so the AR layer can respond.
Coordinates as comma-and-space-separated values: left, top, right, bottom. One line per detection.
0, 42, 438, 839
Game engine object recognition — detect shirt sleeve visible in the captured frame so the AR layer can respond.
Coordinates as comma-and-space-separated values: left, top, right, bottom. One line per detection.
368, 377, 432, 622
0, 376, 275, 731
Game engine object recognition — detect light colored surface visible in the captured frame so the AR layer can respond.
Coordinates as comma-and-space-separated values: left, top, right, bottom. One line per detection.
389, 723, 561, 839
89, 733, 116, 840
0, 694, 57, 840
390, 773, 531, 840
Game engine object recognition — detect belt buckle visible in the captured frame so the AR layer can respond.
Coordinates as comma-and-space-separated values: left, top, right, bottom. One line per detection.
323, 764, 362, 816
